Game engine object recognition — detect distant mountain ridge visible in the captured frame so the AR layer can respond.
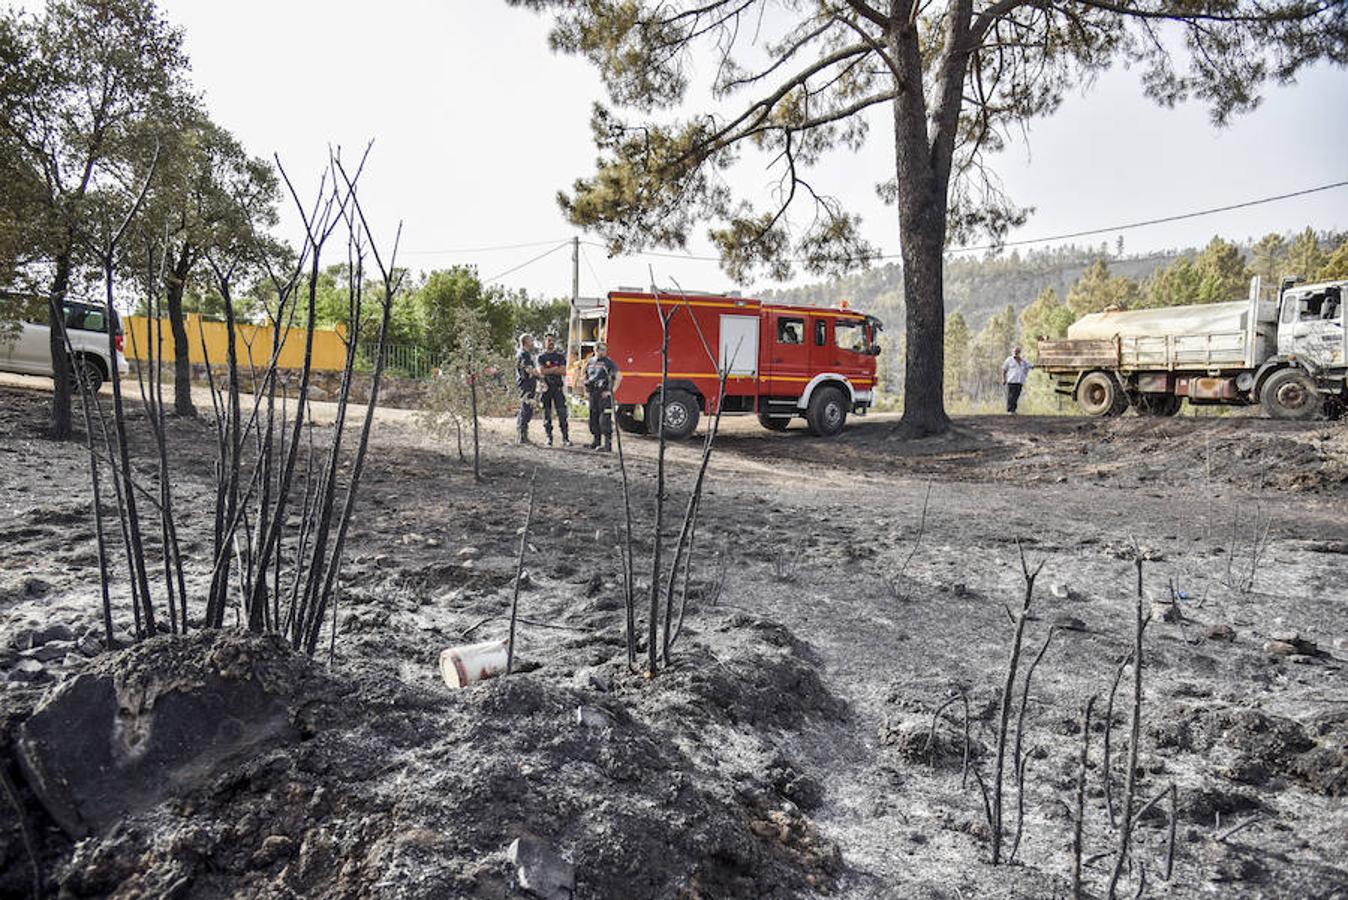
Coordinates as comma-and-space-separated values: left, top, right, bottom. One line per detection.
758, 243, 1191, 330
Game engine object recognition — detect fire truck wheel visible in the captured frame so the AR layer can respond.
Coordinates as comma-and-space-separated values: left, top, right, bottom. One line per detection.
1077, 372, 1125, 417
805, 386, 848, 437
615, 405, 647, 435
1261, 368, 1322, 420
757, 413, 792, 431
647, 390, 700, 440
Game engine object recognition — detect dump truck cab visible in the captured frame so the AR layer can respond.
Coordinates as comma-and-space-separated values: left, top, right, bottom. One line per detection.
1277, 280, 1346, 369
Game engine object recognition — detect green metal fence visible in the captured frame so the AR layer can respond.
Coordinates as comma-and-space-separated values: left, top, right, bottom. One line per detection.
358, 342, 439, 380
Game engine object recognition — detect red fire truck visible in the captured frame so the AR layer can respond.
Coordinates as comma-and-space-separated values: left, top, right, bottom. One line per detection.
566, 290, 883, 439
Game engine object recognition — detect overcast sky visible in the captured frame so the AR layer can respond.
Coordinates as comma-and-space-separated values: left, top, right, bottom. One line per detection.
145, 1, 1348, 300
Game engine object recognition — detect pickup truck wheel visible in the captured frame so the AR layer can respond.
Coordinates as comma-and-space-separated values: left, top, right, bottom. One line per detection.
1077, 372, 1124, 417
71, 356, 105, 394
647, 390, 699, 440
615, 404, 647, 435
805, 386, 847, 436
1261, 368, 1322, 420
757, 412, 792, 432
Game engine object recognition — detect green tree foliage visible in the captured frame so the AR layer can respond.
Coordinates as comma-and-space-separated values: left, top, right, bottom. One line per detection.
0, 0, 190, 437
943, 311, 971, 402
512, 296, 573, 345
1318, 240, 1348, 281
511, 0, 1345, 438
1017, 287, 1074, 358
1067, 260, 1140, 316
132, 111, 282, 415
1139, 237, 1250, 308
1286, 227, 1328, 279
968, 304, 1018, 403
1249, 232, 1287, 297
1193, 237, 1250, 303
419, 305, 513, 478
1140, 258, 1202, 308
415, 266, 517, 360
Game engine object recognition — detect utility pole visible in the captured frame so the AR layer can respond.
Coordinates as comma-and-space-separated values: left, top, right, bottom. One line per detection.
571, 236, 580, 308
568, 236, 581, 365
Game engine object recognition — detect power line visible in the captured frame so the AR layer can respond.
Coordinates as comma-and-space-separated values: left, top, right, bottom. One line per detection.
400, 237, 570, 256
950, 178, 1348, 255
483, 240, 571, 283
581, 178, 1348, 264
578, 243, 605, 295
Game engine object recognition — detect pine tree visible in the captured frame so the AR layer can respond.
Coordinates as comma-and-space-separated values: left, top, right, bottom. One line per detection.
1018, 287, 1075, 356
1287, 228, 1328, 280
1194, 237, 1249, 303
1249, 232, 1287, 297
1318, 240, 1348, 281
1067, 261, 1139, 316
943, 311, 971, 402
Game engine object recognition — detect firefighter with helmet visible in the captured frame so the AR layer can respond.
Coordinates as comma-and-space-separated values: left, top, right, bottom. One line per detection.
584, 342, 622, 452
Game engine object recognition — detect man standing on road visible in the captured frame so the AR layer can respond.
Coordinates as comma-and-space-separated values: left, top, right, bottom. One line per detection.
515, 334, 540, 444
583, 342, 622, 452
537, 332, 571, 447
1001, 346, 1033, 414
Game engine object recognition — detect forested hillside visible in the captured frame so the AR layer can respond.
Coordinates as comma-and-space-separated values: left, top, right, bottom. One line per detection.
763, 227, 1348, 408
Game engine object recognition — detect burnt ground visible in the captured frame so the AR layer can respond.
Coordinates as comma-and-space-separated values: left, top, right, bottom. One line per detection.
1, 376, 1346, 899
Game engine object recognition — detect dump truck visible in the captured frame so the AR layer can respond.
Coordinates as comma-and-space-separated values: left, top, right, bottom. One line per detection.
1037, 276, 1346, 419
565, 289, 883, 438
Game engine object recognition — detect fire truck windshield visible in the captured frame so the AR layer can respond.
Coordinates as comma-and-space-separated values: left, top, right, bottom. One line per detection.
835, 320, 866, 353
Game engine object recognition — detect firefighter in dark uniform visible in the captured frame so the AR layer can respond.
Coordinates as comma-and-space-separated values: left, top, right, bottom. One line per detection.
583, 341, 622, 451
515, 333, 540, 444
536, 332, 571, 447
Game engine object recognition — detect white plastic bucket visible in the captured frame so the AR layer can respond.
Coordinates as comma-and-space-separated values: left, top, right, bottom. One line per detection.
440, 638, 510, 689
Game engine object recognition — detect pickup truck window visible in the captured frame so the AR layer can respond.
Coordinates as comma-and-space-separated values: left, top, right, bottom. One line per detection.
77, 309, 107, 333
835, 320, 865, 352
776, 317, 804, 345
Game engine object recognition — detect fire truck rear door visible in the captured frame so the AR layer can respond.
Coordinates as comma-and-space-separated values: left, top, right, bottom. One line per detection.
718, 314, 758, 376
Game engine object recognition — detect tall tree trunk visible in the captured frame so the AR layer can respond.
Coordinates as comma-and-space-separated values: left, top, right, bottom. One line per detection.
889, 4, 973, 438
166, 244, 196, 417
896, 220, 949, 437
891, 76, 951, 434
48, 250, 74, 440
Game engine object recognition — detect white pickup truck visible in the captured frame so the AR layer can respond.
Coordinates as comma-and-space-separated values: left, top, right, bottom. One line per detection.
1038, 276, 1346, 420
0, 300, 129, 392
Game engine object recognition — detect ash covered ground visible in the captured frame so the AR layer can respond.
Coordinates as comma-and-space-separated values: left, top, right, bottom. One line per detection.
1, 379, 1346, 899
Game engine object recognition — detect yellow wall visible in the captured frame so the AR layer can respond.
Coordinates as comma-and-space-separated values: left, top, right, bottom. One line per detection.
123, 314, 350, 372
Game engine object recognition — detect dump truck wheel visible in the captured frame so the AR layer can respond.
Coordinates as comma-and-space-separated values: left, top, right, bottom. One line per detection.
1077, 372, 1124, 417
647, 390, 700, 440
805, 386, 847, 437
1136, 394, 1181, 417
615, 404, 647, 435
1261, 368, 1322, 420
757, 413, 792, 432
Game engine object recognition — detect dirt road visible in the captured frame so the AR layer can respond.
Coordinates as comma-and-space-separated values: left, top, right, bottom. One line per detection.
1, 381, 1345, 899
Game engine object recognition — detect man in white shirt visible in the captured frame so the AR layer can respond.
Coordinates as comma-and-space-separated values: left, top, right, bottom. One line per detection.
1001, 346, 1033, 414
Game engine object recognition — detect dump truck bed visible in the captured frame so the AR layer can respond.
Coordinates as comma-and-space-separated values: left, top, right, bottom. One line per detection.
1040, 297, 1279, 373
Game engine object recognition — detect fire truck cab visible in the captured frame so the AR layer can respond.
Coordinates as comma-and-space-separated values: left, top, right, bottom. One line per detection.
566, 290, 882, 439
